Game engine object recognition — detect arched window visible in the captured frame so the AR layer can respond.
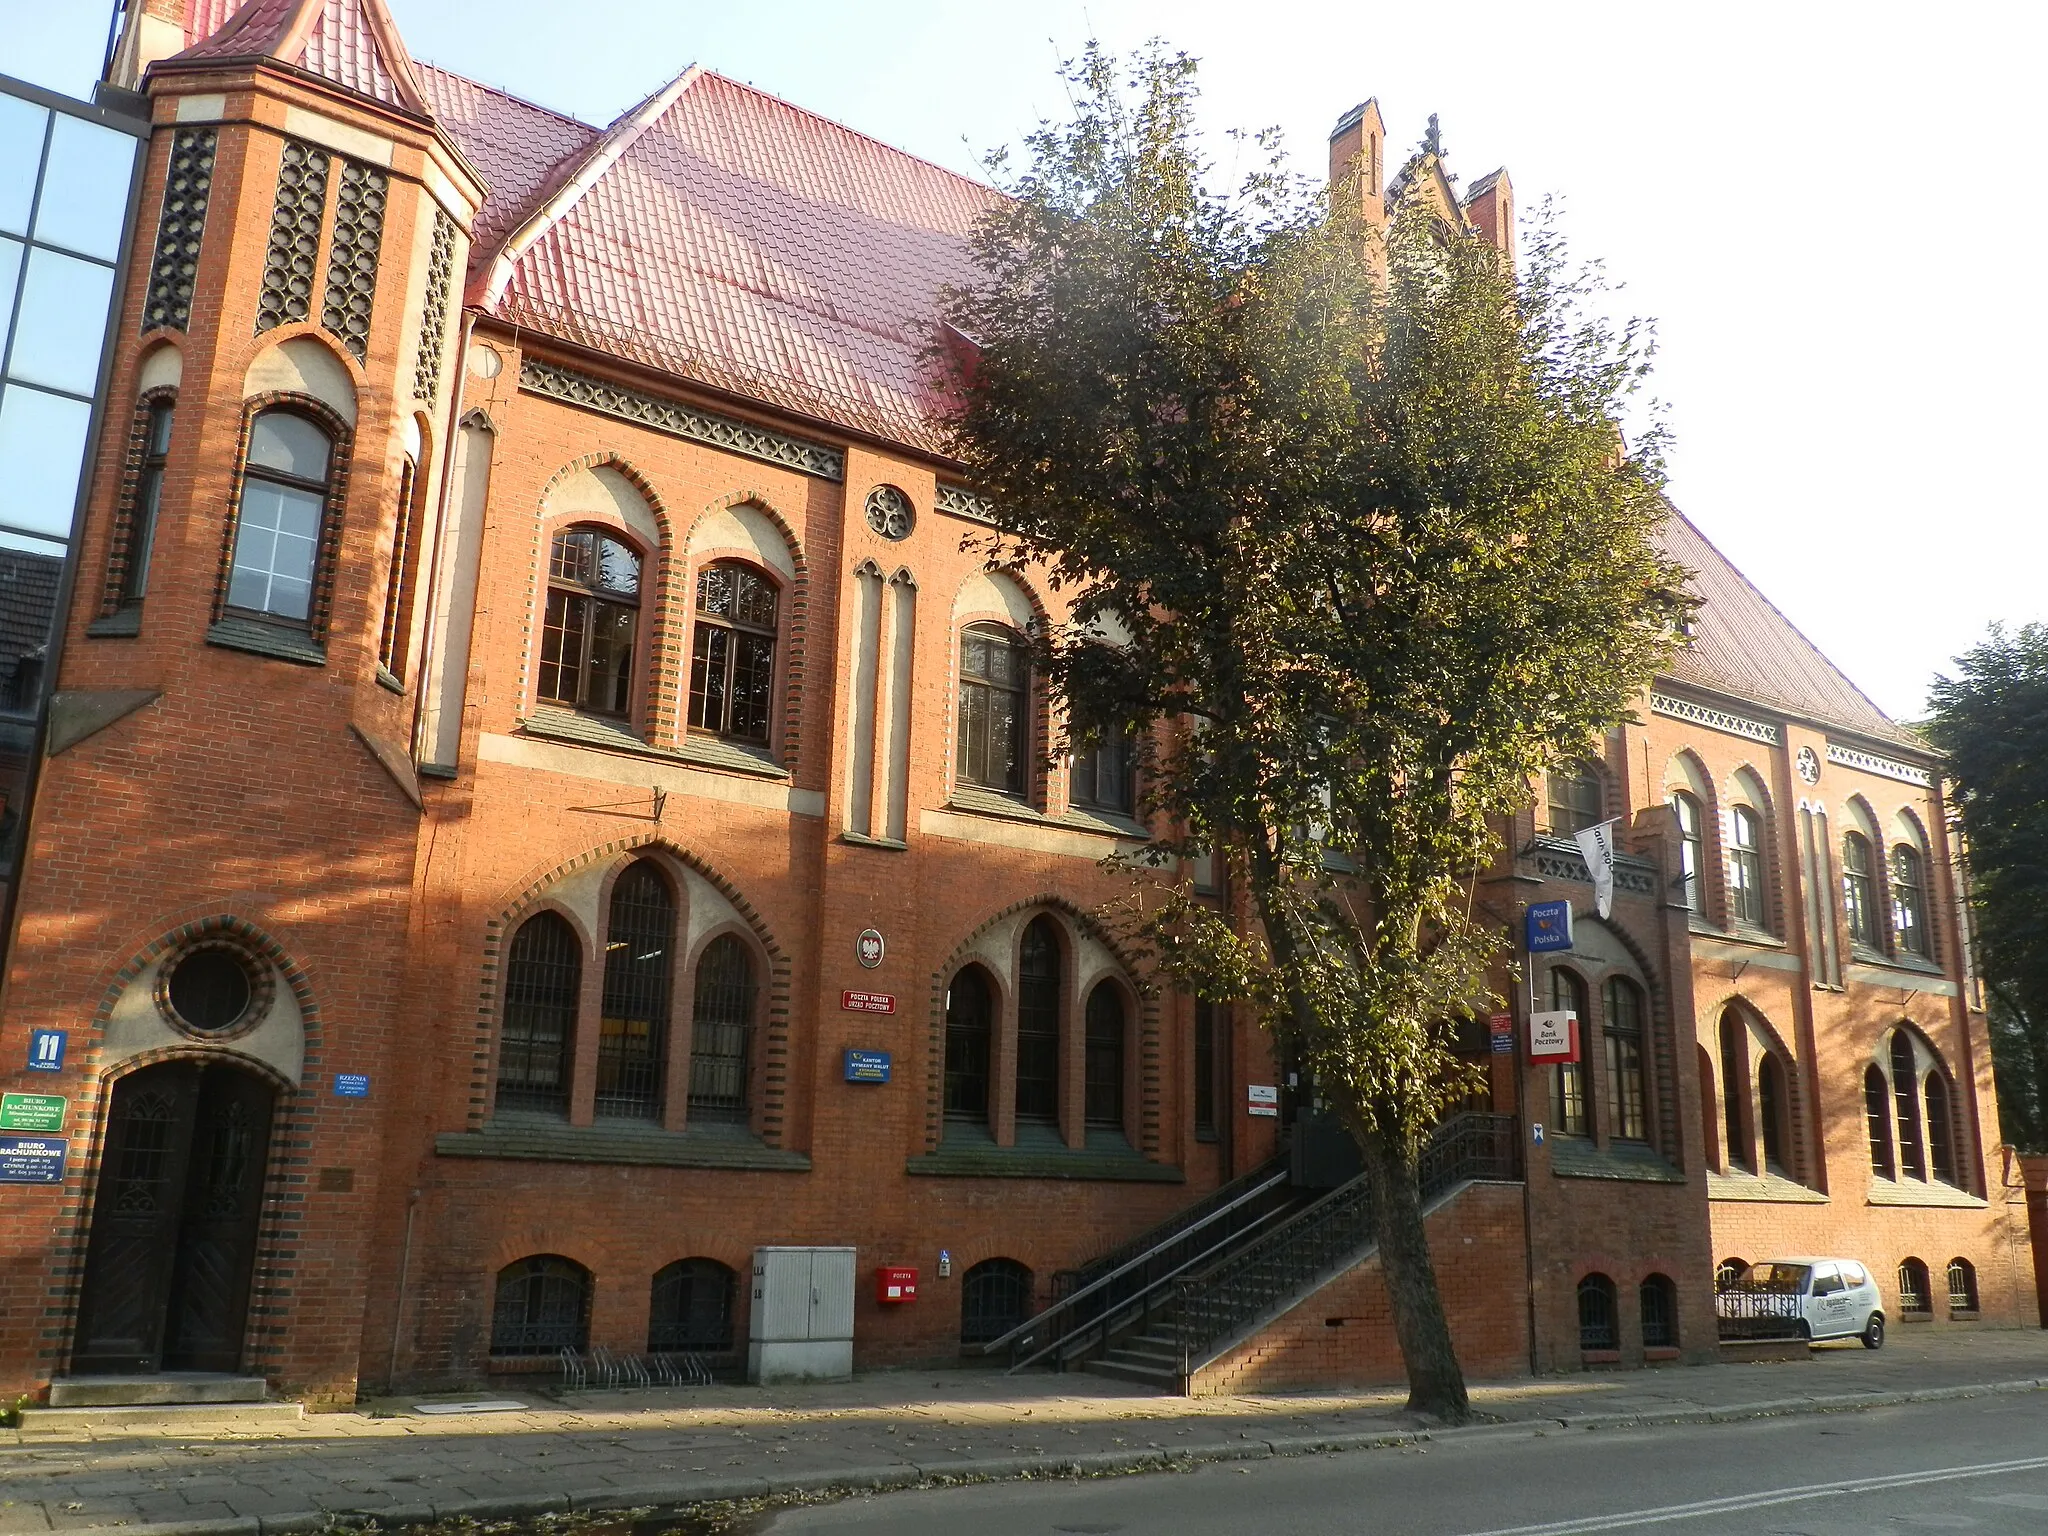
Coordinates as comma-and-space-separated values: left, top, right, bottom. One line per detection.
228, 408, 333, 626
1864, 1065, 1895, 1178
944, 967, 993, 1126
1757, 1053, 1790, 1174
113, 396, 174, 611
1085, 983, 1126, 1132
496, 911, 580, 1115
1890, 1032, 1925, 1180
1841, 832, 1879, 949
377, 447, 421, 680
957, 623, 1028, 794
689, 561, 778, 743
689, 935, 755, 1121
1728, 805, 1766, 929
491, 1255, 589, 1356
1946, 1257, 1978, 1313
1015, 917, 1061, 1125
1549, 968, 1589, 1136
1547, 760, 1603, 836
1698, 1045, 1720, 1170
1669, 791, 1705, 914
960, 1258, 1033, 1345
1193, 1000, 1222, 1140
1640, 1274, 1678, 1348
1719, 1011, 1751, 1172
1925, 1072, 1957, 1185
1891, 845, 1928, 957
649, 1258, 735, 1353
1603, 977, 1647, 1142
1715, 1257, 1749, 1291
1071, 727, 1135, 815
540, 527, 641, 715
1577, 1273, 1618, 1351
1896, 1257, 1931, 1315
597, 861, 673, 1120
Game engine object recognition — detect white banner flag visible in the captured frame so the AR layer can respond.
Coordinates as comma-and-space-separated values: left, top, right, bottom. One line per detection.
1573, 819, 1619, 919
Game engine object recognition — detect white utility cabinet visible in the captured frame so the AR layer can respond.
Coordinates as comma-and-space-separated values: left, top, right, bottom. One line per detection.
748, 1246, 855, 1383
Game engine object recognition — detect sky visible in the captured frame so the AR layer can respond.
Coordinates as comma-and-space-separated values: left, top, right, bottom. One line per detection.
6, 0, 2044, 721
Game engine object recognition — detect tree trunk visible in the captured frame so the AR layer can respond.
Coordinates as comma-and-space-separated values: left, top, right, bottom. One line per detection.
1357, 1122, 1471, 1422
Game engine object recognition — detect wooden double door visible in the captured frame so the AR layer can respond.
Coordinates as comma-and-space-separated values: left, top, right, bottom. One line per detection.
72, 1061, 275, 1375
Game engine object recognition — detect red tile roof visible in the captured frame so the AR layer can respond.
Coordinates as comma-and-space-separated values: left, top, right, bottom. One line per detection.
172, 0, 428, 117
1657, 509, 1917, 746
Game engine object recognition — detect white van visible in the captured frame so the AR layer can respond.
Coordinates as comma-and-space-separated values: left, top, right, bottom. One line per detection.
1736, 1258, 1885, 1348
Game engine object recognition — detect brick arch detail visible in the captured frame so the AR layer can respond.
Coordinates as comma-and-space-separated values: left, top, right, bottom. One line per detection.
215, 392, 357, 643
923, 895, 1162, 1158
680, 489, 811, 772
469, 834, 792, 1144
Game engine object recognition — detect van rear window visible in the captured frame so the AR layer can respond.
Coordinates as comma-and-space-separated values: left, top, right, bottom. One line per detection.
1745, 1263, 1811, 1291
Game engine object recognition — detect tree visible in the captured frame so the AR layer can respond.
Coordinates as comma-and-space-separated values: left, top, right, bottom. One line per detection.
939, 44, 1687, 1421
1927, 624, 2048, 1152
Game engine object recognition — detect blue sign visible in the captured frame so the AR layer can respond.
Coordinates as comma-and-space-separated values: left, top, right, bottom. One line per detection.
0, 1135, 66, 1184
26, 1030, 65, 1072
843, 1049, 891, 1084
333, 1073, 371, 1098
1526, 900, 1574, 953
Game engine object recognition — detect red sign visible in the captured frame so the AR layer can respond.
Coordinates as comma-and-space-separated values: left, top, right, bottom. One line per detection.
841, 990, 896, 1015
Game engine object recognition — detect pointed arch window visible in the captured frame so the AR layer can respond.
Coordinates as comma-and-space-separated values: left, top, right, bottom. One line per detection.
541, 527, 640, 715
1890, 1031, 1925, 1180
1891, 844, 1928, 957
1015, 917, 1061, 1125
957, 623, 1028, 794
228, 407, 333, 626
1549, 968, 1590, 1137
377, 448, 420, 680
112, 395, 174, 611
1728, 806, 1766, 928
1602, 977, 1646, 1142
497, 911, 580, 1115
1842, 832, 1879, 949
1548, 761, 1602, 836
689, 561, 778, 743
688, 934, 755, 1121
1085, 982, 1126, 1131
1925, 1072, 1957, 1185
1864, 1065, 1895, 1178
1757, 1053, 1790, 1173
944, 967, 993, 1126
1669, 791, 1705, 914
597, 861, 673, 1120
1719, 1011, 1752, 1172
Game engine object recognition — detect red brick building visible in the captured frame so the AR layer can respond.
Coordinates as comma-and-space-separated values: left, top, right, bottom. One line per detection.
0, 0, 2027, 1407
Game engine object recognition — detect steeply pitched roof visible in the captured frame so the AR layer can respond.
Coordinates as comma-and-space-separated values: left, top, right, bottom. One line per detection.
170, 0, 430, 118
413, 62, 599, 268
1657, 508, 1918, 748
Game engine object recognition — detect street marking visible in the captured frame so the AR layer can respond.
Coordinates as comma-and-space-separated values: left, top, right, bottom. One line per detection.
1453, 1454, 2048, 1535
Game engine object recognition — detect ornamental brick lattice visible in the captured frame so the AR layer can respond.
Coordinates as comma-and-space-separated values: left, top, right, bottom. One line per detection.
412, 210, 456, 403
322, 160, 388, 362
142, 128, 215, 333
254, 139, 329, 335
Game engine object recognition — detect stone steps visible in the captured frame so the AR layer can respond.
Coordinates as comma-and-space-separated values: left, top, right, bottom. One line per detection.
49, 1374, 270, 1407
22, 1375, 301, 1433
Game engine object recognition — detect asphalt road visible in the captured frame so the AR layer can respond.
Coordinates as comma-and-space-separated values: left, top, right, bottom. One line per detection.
761, 1390, 2048, 1535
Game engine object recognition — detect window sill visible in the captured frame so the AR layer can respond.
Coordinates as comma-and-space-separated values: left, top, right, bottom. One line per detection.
1643, 1346, 1681, 1363
1950, 1308, 1981, 1321
436, 1115, 810, 1172
1707, 1168, 1828, 1204
1194, 1128, 1221, 1144
1901, 1309, 1934, 1323
375, 664, 404, 694
946, 786, 1045, 823
1057, 805, 1148, 839
909, 1125, 1181, 1183
678, 730, 787, 779
1550, 1137, 1686, 1185
86, 607, 142, 638
207, 616, 326, 666
1580, 1349, 1621, 1366
1866, 1176, 1984, 1209
520, 707, 790, 781
1847, 953, 1947, 980
841, 830, 909, 851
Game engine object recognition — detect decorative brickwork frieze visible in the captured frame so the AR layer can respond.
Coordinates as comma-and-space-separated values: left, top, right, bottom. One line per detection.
412, 210, 456, 403
1826, 742, 1932, 787
142, 128, 215, 333
321, 160, 388, 363
1650, 691, 1780, 745
520, 358, 845, 480
254, 139, 329, 335
935, 482, 996, 524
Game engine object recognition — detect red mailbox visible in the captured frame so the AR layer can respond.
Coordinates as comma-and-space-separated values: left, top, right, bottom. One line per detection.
875, 1265, 918, 1304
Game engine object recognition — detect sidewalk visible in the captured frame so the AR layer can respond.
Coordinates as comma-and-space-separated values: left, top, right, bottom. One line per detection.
6, 1330, 2048, 1536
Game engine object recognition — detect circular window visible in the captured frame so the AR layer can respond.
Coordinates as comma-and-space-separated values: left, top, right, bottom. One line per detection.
864, 485, 914, 541
159, 944, 268, 1037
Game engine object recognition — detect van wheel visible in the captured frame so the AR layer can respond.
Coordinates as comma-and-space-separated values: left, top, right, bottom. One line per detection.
1862, 1312, 1885, 1350
1797, 1320, 1812, 1342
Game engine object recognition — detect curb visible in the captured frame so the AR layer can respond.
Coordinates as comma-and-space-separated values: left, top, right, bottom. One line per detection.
44, 1376, 2048, 1536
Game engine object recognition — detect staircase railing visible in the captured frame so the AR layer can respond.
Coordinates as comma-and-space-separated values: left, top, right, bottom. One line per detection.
1062, 1149, 1293, 1297
977, 1154, 1300, 1373
1172, 1112, 1519, 1378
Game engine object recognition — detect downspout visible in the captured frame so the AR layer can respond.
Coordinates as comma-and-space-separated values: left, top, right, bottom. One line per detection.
386, 1185, 422, 1391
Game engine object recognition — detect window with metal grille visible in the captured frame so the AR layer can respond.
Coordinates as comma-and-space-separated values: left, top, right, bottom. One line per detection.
377, 452, 419, 679
1842, 833, 1879, 948
1577, 1273, 1617, 1351
688, 562, 778, 743
1639, 1274, 1678, 1348
688, 934, 755, 1121
1015, 918, 1061, 1124
491, 1255, 589, 1356
1925, 1072, 1957, 1185
1070, 728, 1134, 815
1193, 1000, 1220, 1140
497, 911, 580, 1114
597, 862, 673, 1120
1897, 1257, 1931, 1314
1669, 791, 1705, 913
1549, 968, 1589, 1136
1085, 982, 1125, 1130
1728, 806, 1766, 928
649, 1258, 735, 1352
115, 396, 173, 608
1891, 845, 1928, 956
1864, 1065, 1895, 1177
228, 408, 333, 625
957, 624, 1027, 794
1946, 1257, 1978, 1313
1547, 761, 1603, 836
1758, 1053, 1790, 1173
1603, 977, 1646, 1142
540, 527, 640, 715
1890, 1032, 1925, 1179
960, 1258, 1032, 1345
1719, 1011, 1751, 1171
1715, 1257, 1749, 1291
944, 966, 992, 1124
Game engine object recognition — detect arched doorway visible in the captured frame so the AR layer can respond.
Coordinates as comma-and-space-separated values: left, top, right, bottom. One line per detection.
72, 1059, 276, 1375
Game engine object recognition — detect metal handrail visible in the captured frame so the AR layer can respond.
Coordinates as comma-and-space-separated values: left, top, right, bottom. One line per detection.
976, 1163, 1296, 1361
1066, 1149, 1293, 1293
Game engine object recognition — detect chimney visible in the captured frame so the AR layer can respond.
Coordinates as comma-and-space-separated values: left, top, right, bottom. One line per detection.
1327, 98, 1387, 233
105, 0, 193, 91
